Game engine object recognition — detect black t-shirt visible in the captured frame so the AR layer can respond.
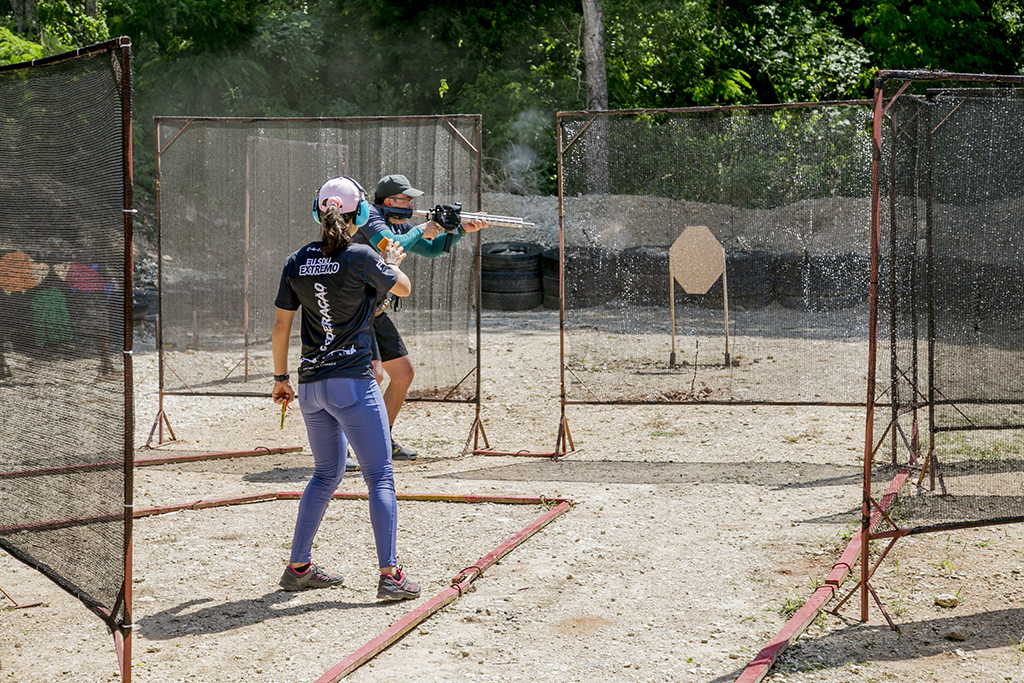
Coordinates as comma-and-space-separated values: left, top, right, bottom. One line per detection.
275, 241, 399, 383
352, 204, 420, 311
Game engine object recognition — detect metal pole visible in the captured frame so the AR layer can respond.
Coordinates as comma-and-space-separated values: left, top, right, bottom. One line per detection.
669, 262, 676, 366
888, 107, 899, 466
925, 101, 937, 490
154, 121, 164, 444
556, 115, 568, 453
118, 38, 134, 683
909, 100, 922, 463
475, 117, 483, 425
862, 81, 885, 622
722, 265, 730, 367
243, 138, 252, 382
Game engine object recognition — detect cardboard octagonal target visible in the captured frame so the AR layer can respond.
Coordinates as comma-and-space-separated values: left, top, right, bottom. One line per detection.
670, 226, 725, 294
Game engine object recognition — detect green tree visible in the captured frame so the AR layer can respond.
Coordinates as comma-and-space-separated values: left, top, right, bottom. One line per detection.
852, 0, 1018, 73
104, 0, 269, 56
14, 0, 1023, 203
1, 0, 108, 63
603, 0, 722, 108
0, 24, 43, 62
315, 0, 584, 191
36, 0, 109, 48
719, 2, 871, 103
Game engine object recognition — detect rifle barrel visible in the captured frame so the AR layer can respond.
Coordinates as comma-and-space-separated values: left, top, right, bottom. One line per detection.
412, 209, 534, 229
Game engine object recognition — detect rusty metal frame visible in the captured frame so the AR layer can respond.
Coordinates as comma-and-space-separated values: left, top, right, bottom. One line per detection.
735, 467, 910, 683
859, 68, 1024, 628
150, 115, 485, 452
0, 586, 44, 612
555, 101, 876, 410
469, 113, 576, 459
129, 491, 573, 681
116, 37, 136, 683
539, 100, 875, 463
0, 37, 136, 682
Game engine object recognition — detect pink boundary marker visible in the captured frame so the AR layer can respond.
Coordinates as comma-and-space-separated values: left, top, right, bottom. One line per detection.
133, 492, 573, 681
733, 468, 910, 683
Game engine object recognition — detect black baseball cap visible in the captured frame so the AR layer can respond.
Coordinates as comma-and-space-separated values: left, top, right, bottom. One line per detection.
375, 174, 424, 203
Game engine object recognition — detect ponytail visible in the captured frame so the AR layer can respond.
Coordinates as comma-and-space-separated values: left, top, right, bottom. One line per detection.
319, 205, 356, 256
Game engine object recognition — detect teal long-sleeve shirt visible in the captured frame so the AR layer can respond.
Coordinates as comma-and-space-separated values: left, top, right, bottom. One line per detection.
353, 204, 463, 257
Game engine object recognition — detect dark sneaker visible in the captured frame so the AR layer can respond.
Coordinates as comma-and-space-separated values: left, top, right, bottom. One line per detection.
279, 563, 344, 591
346, 454, 360, 472
377, 569, 421, 600
391, 440, 417, 460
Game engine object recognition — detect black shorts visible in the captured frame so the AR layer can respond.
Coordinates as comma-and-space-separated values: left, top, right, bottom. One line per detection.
373, 312, 407, 363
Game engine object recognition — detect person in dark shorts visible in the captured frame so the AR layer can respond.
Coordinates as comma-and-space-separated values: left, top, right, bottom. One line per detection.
349, 173, 488, 460
271, 176, 420, 600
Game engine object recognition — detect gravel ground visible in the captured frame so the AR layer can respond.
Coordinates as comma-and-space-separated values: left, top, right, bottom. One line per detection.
2, 308, 1024, 683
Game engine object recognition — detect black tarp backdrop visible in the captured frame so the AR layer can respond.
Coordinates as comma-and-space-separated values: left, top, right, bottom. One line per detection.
0, 39, 134, 636
557, 102, 874, 406
155, 116, 481, 406
873, 75, 1024, 531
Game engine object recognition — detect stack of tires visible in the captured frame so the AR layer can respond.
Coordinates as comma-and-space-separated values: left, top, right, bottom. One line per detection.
687, 250, 774, 310
540, 249, 559, 309
616, 245, 671, 306
540, 246, 617, 309
772, 252, 869, 310
615, 247, 772, 310
480, 242, 544, 311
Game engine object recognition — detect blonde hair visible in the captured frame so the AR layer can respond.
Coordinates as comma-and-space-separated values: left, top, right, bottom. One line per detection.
318, 205, 356, 256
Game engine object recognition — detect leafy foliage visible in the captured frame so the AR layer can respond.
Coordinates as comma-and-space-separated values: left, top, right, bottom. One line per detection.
587, 104, 871, 209
853, 0, 1018, 73
0, 25, 44, 63
3, 0, 1024, 199
37, 0, 109, 49
603, 0, 712, 108
728, 4, 871, 102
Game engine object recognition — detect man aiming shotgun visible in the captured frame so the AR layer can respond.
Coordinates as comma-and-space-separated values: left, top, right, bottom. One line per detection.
349, 173, 490, 461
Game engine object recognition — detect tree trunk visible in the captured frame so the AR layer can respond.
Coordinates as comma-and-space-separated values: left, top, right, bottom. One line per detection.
580, 0, 610, 194
10, 0, 38, 37
86, 0, 99, 17
581, 0, 608, 111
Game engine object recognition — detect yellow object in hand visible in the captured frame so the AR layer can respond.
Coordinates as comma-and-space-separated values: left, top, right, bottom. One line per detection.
280, 400, 288, 429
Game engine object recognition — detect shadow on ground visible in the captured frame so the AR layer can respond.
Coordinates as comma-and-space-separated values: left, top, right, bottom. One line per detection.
705, 608, 1024, 682
432, 460, 863, 488
137, 591, 392, 640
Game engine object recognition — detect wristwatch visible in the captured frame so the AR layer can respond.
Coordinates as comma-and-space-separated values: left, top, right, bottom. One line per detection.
274, 373, 290, 382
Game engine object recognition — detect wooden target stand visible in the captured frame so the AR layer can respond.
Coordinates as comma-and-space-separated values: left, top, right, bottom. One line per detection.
669, 226, 731, 367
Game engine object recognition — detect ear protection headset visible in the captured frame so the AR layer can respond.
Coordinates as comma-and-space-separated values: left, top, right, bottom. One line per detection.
311, 176, 370, 228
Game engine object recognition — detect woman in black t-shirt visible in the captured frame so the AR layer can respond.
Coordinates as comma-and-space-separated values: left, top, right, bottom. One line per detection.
271, 176, 420, 600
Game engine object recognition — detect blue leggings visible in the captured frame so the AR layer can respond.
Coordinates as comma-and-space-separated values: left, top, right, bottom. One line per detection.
289, 377, 397, 569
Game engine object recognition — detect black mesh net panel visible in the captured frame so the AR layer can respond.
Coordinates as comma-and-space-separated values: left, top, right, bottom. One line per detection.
0, 42, 132, 633
156, 116, 480, 401
873, 76, 1024, 531
558, 103, 873, 405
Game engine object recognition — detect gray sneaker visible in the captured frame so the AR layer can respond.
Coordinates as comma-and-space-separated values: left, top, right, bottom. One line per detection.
391, 440, 417, 460
279, 563, 344, 591
377, 569, 421, 600
346, 454, 360, 472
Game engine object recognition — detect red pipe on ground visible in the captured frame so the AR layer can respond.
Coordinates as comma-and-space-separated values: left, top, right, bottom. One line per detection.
133, 492, 568, 518
135, 446, 303, 467
315, 500, 573, 683
734, 468, 910, 683
129, 491, 572, 681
